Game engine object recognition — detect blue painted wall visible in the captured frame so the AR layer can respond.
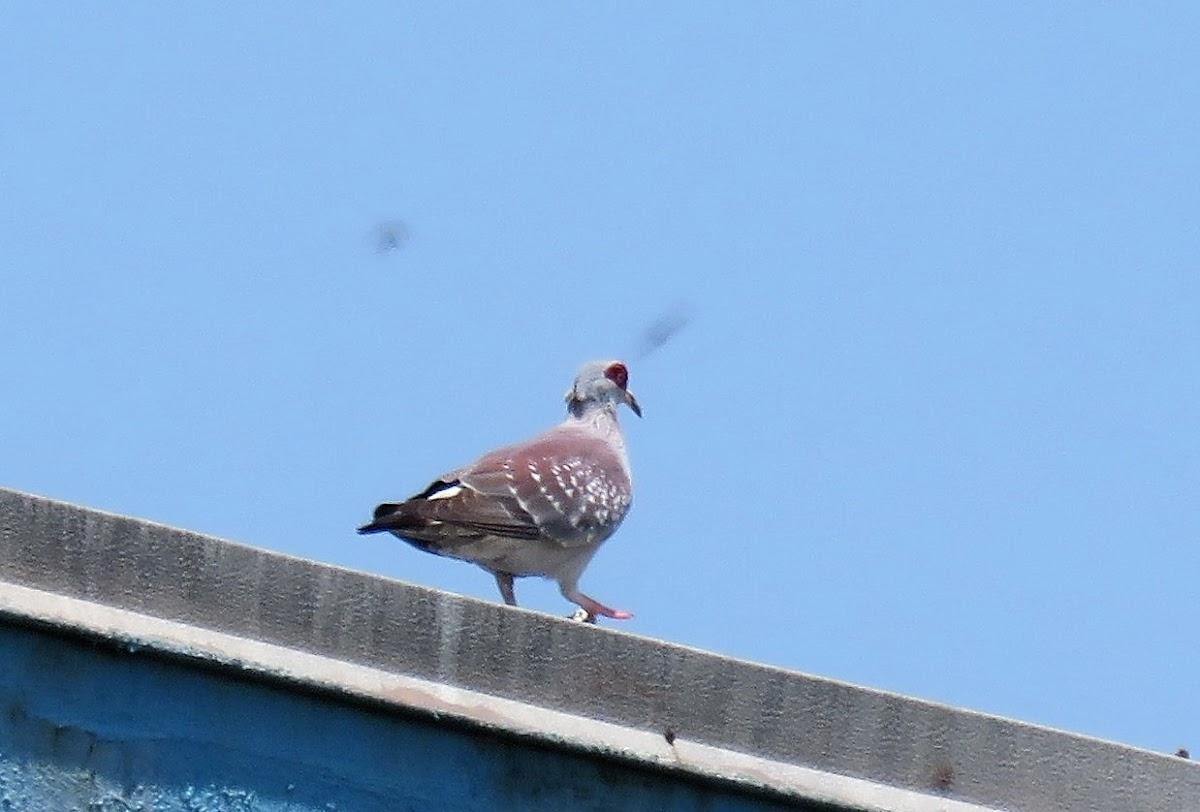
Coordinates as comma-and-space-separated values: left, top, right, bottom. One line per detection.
0, 622, 814, 812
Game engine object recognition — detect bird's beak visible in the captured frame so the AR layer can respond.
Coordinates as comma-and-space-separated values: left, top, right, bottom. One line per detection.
625, 389, 643, 418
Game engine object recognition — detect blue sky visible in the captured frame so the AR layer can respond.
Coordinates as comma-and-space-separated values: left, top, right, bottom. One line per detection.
3, 4, 1197, 755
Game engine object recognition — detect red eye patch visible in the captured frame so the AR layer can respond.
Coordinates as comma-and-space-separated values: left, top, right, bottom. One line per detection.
604, 362, 629, 389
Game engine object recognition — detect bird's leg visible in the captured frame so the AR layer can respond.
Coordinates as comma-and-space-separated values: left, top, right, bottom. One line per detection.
563, 588, 633, 620
495, 572, 518, 606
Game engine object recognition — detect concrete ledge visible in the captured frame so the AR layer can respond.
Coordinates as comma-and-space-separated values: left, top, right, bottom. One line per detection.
1, 487, 1196, 811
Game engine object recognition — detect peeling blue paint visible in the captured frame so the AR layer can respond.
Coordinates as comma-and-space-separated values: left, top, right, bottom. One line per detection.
0, 623, 808, 812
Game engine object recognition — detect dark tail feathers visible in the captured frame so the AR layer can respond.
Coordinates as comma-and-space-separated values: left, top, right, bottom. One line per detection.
357, 502, 412, 534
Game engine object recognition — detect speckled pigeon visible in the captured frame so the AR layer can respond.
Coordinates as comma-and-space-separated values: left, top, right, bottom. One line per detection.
358, 360, 641, 620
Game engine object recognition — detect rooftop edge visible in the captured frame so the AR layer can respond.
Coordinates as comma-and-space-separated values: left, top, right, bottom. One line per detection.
0, 487, 1195, 811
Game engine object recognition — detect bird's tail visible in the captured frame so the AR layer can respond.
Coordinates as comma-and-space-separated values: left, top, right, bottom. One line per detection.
357, 503, 412, 534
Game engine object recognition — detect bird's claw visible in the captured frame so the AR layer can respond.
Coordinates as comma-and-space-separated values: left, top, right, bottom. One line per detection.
568, 608, 597, 624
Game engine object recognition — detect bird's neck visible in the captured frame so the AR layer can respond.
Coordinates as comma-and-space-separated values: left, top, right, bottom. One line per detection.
566, 402, 623, 435
565, 402, 632, 479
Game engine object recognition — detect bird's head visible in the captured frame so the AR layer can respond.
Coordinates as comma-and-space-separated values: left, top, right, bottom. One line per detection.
565, 360, 642, 419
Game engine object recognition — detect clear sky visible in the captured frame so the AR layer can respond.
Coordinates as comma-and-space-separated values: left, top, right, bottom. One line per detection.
3, 4, 1197, 756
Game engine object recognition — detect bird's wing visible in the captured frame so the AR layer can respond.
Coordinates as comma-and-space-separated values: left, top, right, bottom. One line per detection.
358, 472, 540, 546
360, 426, 631, 550
463, 426, 632, 547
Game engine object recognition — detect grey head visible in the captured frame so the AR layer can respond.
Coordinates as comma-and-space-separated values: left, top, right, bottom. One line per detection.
565, 360, 642, 419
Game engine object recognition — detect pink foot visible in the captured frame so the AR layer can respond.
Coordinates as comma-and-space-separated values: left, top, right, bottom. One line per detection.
568, 591, 634, 621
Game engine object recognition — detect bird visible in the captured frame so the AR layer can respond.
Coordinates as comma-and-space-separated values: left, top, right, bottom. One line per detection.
358, 360, 641, 621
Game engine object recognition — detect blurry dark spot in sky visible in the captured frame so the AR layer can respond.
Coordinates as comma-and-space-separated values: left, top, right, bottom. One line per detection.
633, 303, 693, 361
373, 220, 409, 254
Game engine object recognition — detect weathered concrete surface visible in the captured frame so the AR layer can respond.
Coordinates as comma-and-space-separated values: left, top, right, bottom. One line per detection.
0, 620, 807, 812
0, 486, 1196, 811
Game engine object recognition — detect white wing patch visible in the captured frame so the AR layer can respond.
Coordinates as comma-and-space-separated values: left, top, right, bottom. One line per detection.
425, 484, 464, 501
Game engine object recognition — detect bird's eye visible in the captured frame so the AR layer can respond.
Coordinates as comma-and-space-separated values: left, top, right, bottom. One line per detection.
604, 363, 629, 389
